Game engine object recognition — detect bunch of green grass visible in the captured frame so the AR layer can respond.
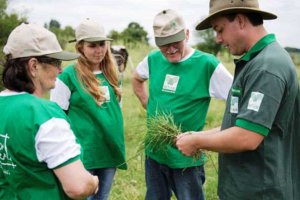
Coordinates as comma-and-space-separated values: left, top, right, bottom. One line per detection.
143, 113, 205, 162
144, 113, 181, 153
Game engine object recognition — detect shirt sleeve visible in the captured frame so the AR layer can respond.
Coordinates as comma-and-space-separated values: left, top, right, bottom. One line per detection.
135, 56, 149, 80
50, 78, 71, 110
35, 118, 81, 169
236, 70, 286, 135
209, 63, 233, 100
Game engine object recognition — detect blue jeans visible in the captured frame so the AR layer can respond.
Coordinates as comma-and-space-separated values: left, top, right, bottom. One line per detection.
87, 168, 116, 200
145, 157, 205, 200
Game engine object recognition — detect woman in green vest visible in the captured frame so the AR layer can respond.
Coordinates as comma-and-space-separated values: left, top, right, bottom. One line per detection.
51, 19, 127, 200
0, 23, 98, 200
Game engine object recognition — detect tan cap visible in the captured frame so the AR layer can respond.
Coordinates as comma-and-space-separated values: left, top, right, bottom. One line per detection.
70, 18, 112, 43
196, 0, 277, 30
153, 9, 186, 46
3, 23, 79, 60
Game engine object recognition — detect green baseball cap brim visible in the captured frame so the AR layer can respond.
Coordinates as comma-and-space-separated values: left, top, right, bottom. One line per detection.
46, 51, 80, 61
155, 29, 186, 46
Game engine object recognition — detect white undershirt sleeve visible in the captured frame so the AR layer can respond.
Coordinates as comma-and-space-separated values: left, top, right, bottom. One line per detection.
209, 63, 233, 100
50, 78, 71, 110
35, 118, 81, 169
136, 56, 149, 80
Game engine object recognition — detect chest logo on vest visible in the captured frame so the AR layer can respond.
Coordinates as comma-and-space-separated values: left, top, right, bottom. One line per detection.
99, 86, 110, 102
248, 91, 264, 112
162, 74, 180, 93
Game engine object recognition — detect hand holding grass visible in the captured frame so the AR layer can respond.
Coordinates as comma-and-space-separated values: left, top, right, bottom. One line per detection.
176, 132, 201, 156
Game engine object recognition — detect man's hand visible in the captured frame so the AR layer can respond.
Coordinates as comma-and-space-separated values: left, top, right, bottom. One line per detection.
176, 132, 199, 156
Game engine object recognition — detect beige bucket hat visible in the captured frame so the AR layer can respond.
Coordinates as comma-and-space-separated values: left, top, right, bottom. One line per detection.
153, 9, 186, 46
3, 23, 79, 60
70, 18, 112, 43
196, 0, 277, 30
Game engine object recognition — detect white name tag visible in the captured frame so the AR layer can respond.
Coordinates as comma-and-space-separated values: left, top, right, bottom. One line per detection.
248, 92, 264, 112
100, 86, 110, 102
230, 96, 239, 113
162, 74, 179, 93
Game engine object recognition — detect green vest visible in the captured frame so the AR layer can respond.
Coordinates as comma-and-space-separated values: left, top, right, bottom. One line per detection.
146, 50, 220, 168
0, 170, 16, 200
57, 64, 127, 170
0, 93, 77, 200
219, 34, 300, 199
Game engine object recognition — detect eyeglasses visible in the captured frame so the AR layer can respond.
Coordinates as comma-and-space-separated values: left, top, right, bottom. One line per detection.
159, 41, 182, 51
36, 56, 62, 68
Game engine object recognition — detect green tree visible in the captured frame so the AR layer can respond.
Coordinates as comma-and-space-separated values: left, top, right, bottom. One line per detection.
0, 0, 26, 90
195, 28, 222, 55
0, 0, 7, 16
0, 0, 26, 48
121, 22, 149, 46
59, 25, 75, 48
45, 19, 75, 49
62, 26, 75, 36
108, 30, 121, 42
49, 19, 61, 29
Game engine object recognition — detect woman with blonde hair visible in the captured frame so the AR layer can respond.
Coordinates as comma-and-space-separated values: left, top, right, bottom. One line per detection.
51, 19, 127, 200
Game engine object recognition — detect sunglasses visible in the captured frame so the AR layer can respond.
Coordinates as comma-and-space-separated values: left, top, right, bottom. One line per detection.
36, 56, 62, 68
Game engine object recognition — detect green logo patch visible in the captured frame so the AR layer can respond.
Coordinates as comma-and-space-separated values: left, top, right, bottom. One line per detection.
171, 20, 177, 30
231, 87, 242, 96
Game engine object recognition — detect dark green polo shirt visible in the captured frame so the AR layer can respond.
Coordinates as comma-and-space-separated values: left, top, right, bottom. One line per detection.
219, 34, 300, 199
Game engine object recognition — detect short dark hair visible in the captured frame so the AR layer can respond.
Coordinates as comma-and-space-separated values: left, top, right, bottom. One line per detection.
223, 12, 263, 26
2, 56, 61, 93
2, 57, 35, 93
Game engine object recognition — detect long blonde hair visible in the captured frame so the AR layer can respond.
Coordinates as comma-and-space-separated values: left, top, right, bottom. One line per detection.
75, 41, 121, 106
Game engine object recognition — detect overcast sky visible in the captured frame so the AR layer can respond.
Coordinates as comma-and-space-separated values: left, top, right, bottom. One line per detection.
6, 0, 300, 48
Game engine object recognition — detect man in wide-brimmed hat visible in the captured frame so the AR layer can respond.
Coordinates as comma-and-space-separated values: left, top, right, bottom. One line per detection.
176, 0, 300, 199
132, 8, 233, 200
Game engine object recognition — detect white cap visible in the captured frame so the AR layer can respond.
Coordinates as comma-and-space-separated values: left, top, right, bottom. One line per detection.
153, 9, 186, 46
3, 23, 79, 60
70, 19, 112, 43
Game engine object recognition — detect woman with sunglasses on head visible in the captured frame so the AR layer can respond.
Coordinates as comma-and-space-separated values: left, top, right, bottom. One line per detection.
0, 23, 98, 200
50, 19, 127, 200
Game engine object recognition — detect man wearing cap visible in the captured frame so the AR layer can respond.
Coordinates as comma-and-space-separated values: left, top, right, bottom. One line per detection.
0, 23, 99, 199
132, 9, 233, 200
176, 0, 300, 199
